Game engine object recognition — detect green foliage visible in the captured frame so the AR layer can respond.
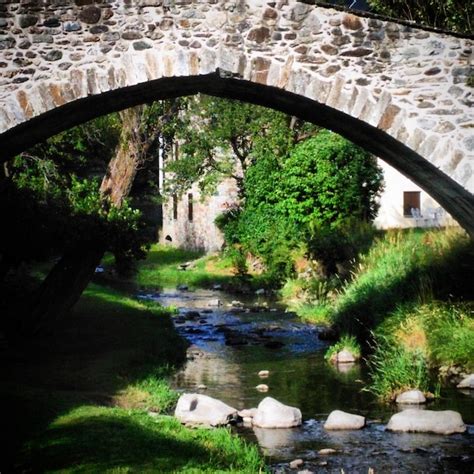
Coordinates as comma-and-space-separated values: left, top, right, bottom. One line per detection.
330, 228, 473, 340
307, 220, 378, 276
368, 0, 472, 34
325, 334, 361, 361
367, 335, 431, 401
1, 113, 150, 271
378, 302, 474, 372
425, 303, 474, 371
224, 246, 249, 276
164, 95, 307, 198
220, 130, 383, 281
279, 131, 383, 227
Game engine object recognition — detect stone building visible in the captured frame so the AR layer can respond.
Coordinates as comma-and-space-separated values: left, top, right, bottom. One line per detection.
160, 177, 239, 252
160, 154, 455, 253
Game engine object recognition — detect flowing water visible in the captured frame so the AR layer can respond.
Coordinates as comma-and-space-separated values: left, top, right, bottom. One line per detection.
139, 288, 474, 473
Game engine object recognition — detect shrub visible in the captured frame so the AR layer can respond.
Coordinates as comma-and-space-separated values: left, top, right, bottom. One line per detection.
325, 334, 361, 361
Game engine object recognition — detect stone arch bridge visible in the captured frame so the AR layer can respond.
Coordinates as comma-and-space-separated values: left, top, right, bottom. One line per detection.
0, 0, 473, 235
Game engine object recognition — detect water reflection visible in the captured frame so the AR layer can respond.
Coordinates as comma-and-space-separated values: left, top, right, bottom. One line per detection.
143, 289, 474, 472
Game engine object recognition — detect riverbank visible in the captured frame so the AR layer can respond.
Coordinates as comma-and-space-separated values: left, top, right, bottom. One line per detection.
291, 227, 474, 400
122, 232, 473, 402
1, 281, 264, 472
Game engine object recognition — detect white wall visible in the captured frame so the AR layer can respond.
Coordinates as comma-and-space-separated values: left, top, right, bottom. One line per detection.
374, 159, 454, 230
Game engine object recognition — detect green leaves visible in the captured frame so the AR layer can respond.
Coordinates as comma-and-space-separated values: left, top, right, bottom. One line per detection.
368, 0, 472, 34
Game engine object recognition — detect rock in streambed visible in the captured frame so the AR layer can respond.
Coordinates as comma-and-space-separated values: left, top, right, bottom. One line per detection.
387, 409, 466, 435
175, 393, 237, 427
253, 396, 302, 428
324, 410, 365, 430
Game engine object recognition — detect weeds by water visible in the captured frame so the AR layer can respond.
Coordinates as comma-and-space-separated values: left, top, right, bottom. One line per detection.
289, 228, 473, 400
330, 228, 473, 341
367, 334, 431, 401
324, 334, 361, 362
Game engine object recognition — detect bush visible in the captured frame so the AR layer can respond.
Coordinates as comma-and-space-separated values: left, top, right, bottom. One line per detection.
217, 130, 383, 284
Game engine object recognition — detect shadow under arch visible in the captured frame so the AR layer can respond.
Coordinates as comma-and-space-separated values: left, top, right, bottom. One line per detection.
1, 71, 473, 237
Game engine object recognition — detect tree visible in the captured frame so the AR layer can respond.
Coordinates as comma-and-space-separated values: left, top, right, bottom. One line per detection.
368, 0, 472, 34
221, 130, 384, 279
278, 130, 383, 227
1, 101, 180, 335
164, 95, 317, 199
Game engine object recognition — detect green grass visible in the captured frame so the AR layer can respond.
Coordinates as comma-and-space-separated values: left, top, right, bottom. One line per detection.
324, 334, 361, 362
367, 335, 431, 402
291, 302, 333, 325
284, 228, 473, 400
376, 302, 474, 373
133, 244, 235, 289
328, 228, 473, 340
2, 280, 265, 472
19, 407, 264, 473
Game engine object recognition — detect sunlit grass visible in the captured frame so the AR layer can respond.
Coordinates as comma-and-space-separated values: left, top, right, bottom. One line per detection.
5, 281, 266, 472
367, 335, 431, 402
134, 244, 234, 289
19, 406, 265, 473
325, 334, 361, 361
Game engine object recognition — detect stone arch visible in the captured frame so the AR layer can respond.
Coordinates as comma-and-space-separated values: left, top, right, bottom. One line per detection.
0, 1, 472, 234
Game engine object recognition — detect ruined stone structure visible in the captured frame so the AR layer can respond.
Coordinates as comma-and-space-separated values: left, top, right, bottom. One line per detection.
161, 177, 239, 252
0, 1, 473, 235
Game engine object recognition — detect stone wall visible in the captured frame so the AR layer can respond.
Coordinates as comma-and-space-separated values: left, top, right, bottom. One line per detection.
160, 177, 240, 252
0, 0, 473, 234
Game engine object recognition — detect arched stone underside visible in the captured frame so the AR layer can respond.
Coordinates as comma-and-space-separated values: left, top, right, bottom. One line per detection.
0, 1, 473, 235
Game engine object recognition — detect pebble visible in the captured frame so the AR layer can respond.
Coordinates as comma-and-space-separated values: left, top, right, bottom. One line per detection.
289, 458, 304, 469
318, 448, 337, 455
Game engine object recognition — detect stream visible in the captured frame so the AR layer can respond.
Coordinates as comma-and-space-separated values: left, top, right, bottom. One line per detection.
139, 288, 474, 472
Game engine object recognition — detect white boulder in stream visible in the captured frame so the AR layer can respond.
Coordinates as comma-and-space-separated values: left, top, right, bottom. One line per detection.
175, 393, 237, 427
253, 397, 302, 428
324, 410, 365, 430
387, 409, 466, 434
396, 389, 426, 404
457, 374, 474, 389
331, 349, 358, 364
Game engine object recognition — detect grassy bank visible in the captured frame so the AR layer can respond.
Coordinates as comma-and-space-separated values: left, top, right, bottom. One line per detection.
293, 228, 474, 400
104, 243, 273, 293
2, 281, 264, 472
135, 244, 233, 289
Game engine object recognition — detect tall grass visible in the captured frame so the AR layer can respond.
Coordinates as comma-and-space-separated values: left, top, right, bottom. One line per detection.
368, 335, 431, 401
325, 334, 361, 361
330, 228, 473, 341
297, 228, 473, 400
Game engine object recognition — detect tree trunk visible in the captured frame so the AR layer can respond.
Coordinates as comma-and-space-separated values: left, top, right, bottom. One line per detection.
24, 108, 142, 335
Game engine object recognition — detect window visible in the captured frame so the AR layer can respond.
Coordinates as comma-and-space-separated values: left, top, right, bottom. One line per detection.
188, 193, 193, 222
172, 194, 178, 220
403, 191, 421, 217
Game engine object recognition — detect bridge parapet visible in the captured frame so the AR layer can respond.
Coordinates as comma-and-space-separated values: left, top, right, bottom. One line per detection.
0, 0, 472, 193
